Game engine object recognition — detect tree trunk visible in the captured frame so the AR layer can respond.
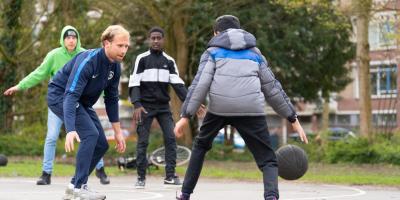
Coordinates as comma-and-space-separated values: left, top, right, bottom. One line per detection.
61, 1, 73, 24
354, 0, 372, 141
321, 95, 330, 131
223, 125, 234, 146
316, 94, 330, 145
167, 1, 192, 145
0, 0, 22, 133
397, 8, 400, 134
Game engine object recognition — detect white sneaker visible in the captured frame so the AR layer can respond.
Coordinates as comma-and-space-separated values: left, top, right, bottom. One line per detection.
135, 178, 145, 189
62, 187, 74, 200
164, 176, 182, 188
73, 185, 106, 200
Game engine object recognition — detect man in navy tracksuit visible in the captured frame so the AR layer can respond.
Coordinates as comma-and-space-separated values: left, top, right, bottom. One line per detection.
47, 25, 128, 200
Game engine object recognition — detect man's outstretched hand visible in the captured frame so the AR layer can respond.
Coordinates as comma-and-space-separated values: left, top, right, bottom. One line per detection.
3, 85, 19, 96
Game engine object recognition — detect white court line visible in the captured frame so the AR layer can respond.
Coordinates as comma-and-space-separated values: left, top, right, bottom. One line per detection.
0, 179, 165, 200
284, 185, 366, 200
117, 192, 164, 200
107, 184, 178, 191
0, 179, 36, 183
0, 179, 368, 200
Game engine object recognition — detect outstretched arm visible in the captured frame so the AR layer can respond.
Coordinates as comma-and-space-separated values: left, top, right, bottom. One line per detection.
254, 47, 308, 144
180, 50, 215, 118
4, 52, 55, 95
17, 52, 55, 90
175, 50, 215, 137
167, 57, 188, 102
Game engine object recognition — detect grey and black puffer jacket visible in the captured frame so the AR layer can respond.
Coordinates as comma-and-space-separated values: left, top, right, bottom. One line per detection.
181, 28, 297, 122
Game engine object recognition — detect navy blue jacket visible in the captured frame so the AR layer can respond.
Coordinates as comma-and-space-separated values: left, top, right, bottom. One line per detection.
48, 48, 120, 133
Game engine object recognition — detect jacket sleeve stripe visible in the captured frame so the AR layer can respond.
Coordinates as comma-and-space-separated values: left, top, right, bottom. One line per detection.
128, 51, 150, 87
170, 74, 184, 84
163, 52, 185, 84
69, 49, 100, 92
163, 52, 179, 74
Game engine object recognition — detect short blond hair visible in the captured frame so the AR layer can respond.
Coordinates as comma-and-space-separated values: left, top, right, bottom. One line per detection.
101, 25, 130, 46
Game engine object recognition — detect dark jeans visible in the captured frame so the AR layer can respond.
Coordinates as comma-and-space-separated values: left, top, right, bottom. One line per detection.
181, 112, 279, 199
49, 102, 109, 189
136, 107, 177, 179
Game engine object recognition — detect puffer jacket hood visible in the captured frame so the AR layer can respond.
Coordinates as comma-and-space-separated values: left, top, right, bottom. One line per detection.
207, 28, 256, 50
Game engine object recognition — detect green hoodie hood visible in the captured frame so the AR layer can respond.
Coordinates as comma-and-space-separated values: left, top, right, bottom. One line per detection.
16, 25, 85, 90
60, 25, 82, 55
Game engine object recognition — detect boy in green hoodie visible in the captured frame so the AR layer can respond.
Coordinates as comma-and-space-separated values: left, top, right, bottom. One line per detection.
3, 25, 110, 185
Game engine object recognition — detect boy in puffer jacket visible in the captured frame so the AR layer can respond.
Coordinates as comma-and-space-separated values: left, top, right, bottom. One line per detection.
174, 15, 308, 200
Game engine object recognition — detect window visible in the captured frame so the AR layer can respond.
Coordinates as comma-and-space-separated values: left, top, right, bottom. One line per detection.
370, 64, 397, 97
373, 113, 397, 127
368, 12, 397, 50
337, 115, 351, 125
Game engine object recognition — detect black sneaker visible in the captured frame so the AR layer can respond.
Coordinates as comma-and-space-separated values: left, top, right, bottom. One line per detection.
164, 175, 182, 187
265, 196, 278, 200
36, 171, 51, 185
135, 177, 146, 189
95, 167, 110, 185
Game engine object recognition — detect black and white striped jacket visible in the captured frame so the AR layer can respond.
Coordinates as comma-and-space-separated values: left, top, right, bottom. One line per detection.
128, 49, 187, 108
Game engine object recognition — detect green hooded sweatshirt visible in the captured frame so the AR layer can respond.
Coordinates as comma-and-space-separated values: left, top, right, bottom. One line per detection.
17, 25, 85, 90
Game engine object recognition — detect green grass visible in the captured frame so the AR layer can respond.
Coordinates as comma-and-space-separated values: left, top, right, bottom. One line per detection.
1, 158, 400, 186
0, 159, 75, 177
301, 162, 400, 186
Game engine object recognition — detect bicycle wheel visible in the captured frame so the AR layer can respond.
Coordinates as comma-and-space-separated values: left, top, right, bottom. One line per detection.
149, 145, 191, 167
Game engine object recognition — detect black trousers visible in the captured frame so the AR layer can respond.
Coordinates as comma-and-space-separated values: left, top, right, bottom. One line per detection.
182, 112, 279, 199
136, 107, 177, 179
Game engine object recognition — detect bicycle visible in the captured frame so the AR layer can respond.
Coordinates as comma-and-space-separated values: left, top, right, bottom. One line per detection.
117, 145, 191, 171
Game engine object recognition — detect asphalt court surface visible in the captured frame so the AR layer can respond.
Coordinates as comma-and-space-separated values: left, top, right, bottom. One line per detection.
0, 176, 399, 200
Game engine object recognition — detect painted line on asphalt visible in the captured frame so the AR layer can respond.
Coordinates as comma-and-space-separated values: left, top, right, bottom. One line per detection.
117, 191, 164, 200
0, 179, 368, 200
285, 184, 366, 200
0, 179, 165, 200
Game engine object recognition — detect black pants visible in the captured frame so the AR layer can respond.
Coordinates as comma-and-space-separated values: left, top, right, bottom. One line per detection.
136, 107, 177, 179
181, 112, 279, 199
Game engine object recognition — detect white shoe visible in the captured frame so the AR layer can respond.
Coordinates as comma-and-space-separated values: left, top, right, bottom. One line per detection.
73, 185, 106, 200
62, 187, 74, 200
164, 176, 182, 188
135, 178, 145, 189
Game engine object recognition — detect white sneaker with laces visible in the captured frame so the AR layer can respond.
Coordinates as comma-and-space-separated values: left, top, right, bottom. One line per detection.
164, 176, 182, 188
73, 184, 106, 200
62, 187, 74, 200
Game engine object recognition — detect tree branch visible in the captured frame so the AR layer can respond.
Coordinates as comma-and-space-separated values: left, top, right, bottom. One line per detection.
134, 0, 164, 26
0, 45, 17, 65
